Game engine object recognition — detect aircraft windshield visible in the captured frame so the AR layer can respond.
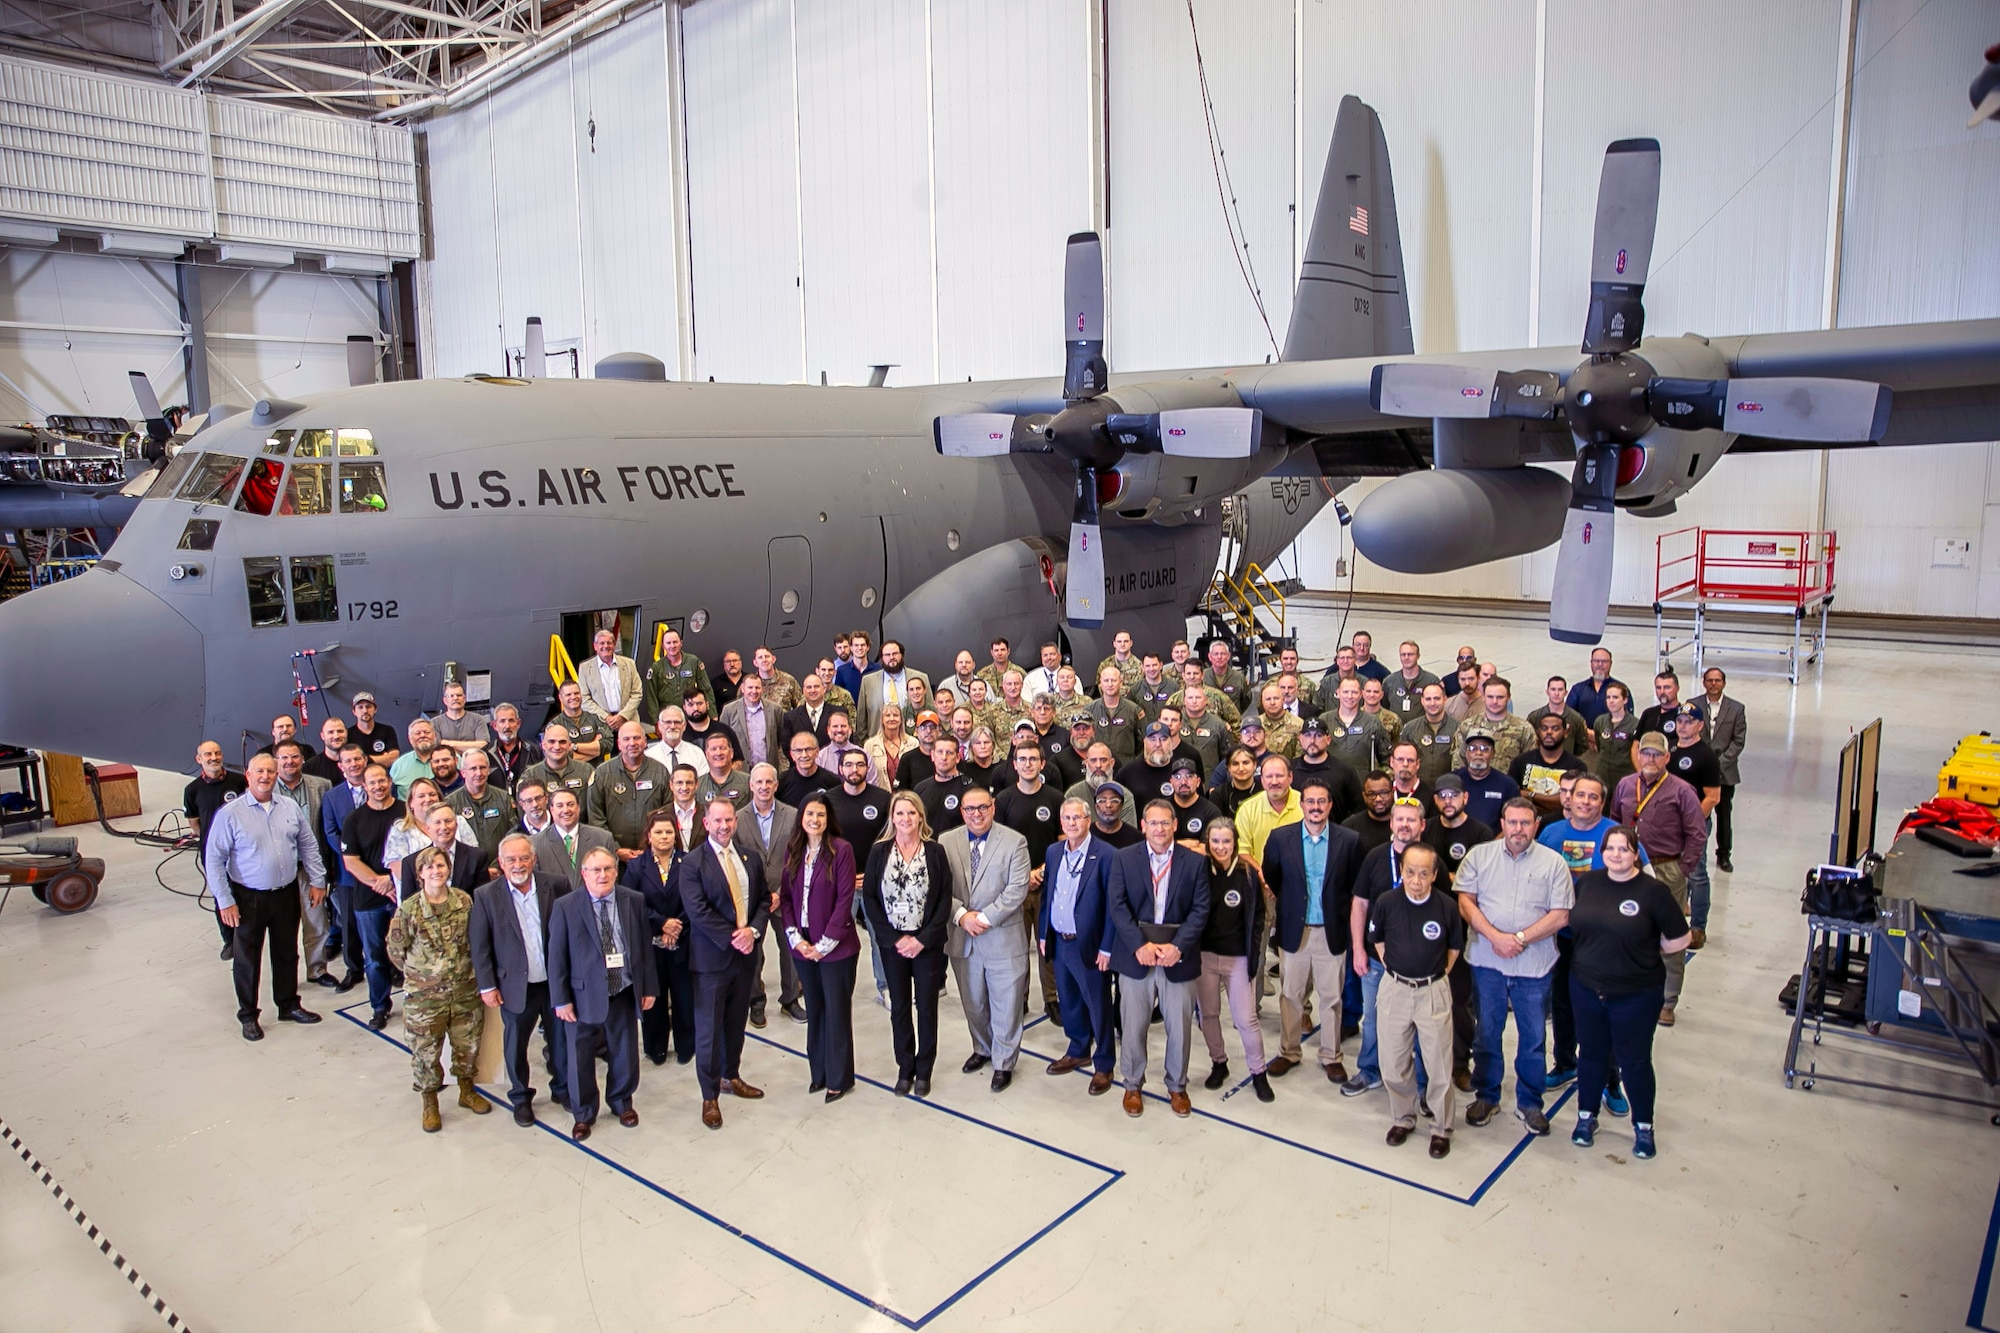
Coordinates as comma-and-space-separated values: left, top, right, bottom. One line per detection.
146, 451, 197, 500
176, 453, 246, 507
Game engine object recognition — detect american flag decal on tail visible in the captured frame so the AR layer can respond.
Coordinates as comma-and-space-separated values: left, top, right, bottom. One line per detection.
1348, 206, 1369, 236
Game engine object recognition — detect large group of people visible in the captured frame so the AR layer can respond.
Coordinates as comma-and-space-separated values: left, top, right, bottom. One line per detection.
192, 623, 1744, 1161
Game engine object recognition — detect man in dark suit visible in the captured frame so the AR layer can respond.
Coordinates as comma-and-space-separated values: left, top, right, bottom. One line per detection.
1107, 800, 1210, 1118
532, 788, 614, 891
319, 742, 370, 990
471, 833, 571, 1126
1261, 776, 1364, 1083
398, 804, 492, 901
680, 797, 771, 1130
779, 672, 838, 753
547, 846, 657, 1140
1040, 796, 1118, 1095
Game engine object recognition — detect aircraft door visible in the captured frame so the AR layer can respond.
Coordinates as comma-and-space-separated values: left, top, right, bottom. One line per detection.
766, 536, 813, 649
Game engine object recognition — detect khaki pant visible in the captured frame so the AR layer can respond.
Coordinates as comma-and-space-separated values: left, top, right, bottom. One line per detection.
1378, 971, 1456, 1133
1278, 925, 1346, 1067
1651, 861, 1690, 1010
1022, 886, 1059, 1008
297, 876, 331, 978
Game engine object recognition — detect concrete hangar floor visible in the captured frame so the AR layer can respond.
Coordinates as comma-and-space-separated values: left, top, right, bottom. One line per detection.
1, 598, 1995, 1333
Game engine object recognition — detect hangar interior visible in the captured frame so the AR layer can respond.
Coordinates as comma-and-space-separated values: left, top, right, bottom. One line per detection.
0, 1, 1997, 1330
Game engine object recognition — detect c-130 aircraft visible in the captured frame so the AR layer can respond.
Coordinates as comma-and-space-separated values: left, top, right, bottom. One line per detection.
0, 95, 1996, 776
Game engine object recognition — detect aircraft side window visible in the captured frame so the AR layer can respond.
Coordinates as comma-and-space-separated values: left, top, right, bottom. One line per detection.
146, 451, 197, 501
290, 555, 338, 624
284, 462, 333, 516
234, 458, 284, 516
338, 461, 388, 514
336, 429, 376, 457
263, 429, 295, 457
176, 453, 246, 507
293, 429, 333, 458
177, 519, 219, 551
243, 556, 288, 628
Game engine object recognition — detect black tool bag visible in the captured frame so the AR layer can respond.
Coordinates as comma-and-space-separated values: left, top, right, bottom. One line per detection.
1801, 863, 1878, 922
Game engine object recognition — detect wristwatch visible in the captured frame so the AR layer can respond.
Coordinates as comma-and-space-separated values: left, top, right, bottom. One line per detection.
1512, 930, 1527, 946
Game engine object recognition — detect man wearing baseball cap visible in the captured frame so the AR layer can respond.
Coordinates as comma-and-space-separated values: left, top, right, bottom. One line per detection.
1452, 727, 1521, 829
1117, 721, 1184, 804
1166, 758, 1222, 852
895, 711, 944, 789
1666, 703, 1723, 950
1608, 731, 1706, 1026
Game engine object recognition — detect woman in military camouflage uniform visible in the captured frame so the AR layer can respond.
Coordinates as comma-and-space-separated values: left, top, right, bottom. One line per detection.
386, 846, 491, 1132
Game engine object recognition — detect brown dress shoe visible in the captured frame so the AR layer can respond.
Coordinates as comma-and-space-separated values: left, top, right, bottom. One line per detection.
571, 1120, 591, 1141
1453, 1068, 1473, 1093
1168, 1090, 1192, 1118
1658, 1007, 1676, 1027
1123, 1088, 1144, 1117
1429, 1134, 1451, 1159
727, 1078, 765, 1099
1265, 1056, 1297, 1077
1088, 1070, 1114, 1096
421, 1091, 441, 1133
1324, 1062, 1348, 1084
617, 1108, 640, 1128
1386, 1124, 1412, 1146
701, 1100, 722, 1130
1047, 1055, 1087, 1075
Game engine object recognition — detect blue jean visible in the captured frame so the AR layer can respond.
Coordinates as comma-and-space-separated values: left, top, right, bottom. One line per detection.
353, 902, 395, 1013
1472, 966, 1551, 1111
1687, 816, 1713, 929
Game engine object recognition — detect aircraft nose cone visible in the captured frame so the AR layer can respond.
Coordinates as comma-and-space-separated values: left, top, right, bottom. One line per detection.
0, 570, 205, 769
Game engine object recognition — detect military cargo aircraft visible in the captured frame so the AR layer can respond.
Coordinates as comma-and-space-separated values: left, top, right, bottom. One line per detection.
0, 95, 1996, 773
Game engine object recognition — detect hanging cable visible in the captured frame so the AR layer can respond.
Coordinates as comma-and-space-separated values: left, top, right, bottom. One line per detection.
1185, 0, 1281, 362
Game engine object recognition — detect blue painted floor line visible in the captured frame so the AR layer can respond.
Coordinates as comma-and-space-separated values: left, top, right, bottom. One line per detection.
336, 996, 1120, 1328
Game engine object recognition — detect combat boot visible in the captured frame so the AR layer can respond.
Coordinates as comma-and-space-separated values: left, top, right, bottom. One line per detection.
421, 1090, 442, 1133
458, 1079, 492, 1115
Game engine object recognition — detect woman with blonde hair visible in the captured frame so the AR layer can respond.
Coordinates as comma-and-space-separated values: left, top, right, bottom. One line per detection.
866, 702, 918, 790
859, 790, 952, 1097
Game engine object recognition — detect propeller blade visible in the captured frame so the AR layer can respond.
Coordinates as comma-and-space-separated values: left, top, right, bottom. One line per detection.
127, 370, 171, 451
1370, 363, 1499, 418
1581, 138, 1661, 355
524, 316, 546, 378
346, 334, 376, 387
1547, 441, 1620, 644
1066, 465, 1106, 627
1649, 375, 1891, 441
1062, 233, 1107, 401
934, 413, 1024, 457
1104, 407, 1263, 458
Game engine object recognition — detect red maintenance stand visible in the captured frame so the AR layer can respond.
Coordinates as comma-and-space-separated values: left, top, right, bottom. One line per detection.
1654, 528, 1836, 684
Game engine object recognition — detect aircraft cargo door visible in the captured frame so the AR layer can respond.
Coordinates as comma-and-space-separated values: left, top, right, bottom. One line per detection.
767, 536, 813, 649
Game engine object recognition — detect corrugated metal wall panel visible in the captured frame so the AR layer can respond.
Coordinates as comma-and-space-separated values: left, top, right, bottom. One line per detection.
202, 267, 382, 405
683, 0, 805, 383
418, 105, 503, 377
569, 4, 681, 374
0, 248, 185, 420
0, 57, 211, 237
484, 69, 586, 361
931, 0, 1090, 384
794, 0, 936, 387
1106, 0, 1294, 374
207, 99, 419, 257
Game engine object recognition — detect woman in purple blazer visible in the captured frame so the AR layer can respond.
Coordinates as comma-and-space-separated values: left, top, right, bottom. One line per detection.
780, 792, 860, 1100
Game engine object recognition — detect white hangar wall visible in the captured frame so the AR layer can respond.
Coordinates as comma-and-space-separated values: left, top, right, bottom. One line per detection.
417, 0, 2000, 619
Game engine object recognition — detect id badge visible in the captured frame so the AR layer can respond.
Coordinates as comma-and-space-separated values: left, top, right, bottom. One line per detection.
605, 951, 625, 970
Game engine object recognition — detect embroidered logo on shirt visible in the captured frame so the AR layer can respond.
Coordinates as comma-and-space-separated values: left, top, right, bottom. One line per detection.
1619, 899, 1641, 917
1422, 921, 1442, 940
1223, 888, 1242, 908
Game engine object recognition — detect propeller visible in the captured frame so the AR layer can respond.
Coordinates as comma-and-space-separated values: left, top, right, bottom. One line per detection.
930, 232, 1263, 627
127, 370, 171, 460
1368, 137, 1894, 644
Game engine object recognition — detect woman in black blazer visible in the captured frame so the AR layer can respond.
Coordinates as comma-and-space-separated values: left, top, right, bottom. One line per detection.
860, 790, 953, 1097
620, 810, 695, 1066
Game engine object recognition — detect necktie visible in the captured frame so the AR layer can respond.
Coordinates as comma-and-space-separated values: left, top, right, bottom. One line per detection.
969, 835, 983, 885
596, 896, 625, 992
722, 848, 748, 927
886, 676, 899, 707
563, 831, 576, 866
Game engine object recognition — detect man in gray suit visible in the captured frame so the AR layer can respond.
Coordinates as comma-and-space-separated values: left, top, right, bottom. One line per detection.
732, 763, 802, 1026
721, 674, 784, 772
470, 833, 571, 1126
533, 788, 615, 891
272, 740, 336, 989
856, 639, 929, 739
943, 786, 1033, 1091
1699, 667, 1746, 874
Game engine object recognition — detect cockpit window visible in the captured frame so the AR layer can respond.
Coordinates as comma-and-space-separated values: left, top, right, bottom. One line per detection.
337, 429, 376, 456
243, 556, 288, 627
146, 451, 197, 501
290, 556, 339, 623
293, 429, 333, 458
176, 453, 246, 507
338, 461, 388, 514
177, 518, 219, 551
234, 458, 284, 516
263, 429, 294, 456
284, 462, 333, 516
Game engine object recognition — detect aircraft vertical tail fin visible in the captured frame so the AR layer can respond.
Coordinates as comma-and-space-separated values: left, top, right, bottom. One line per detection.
1282, 95, 1413, 363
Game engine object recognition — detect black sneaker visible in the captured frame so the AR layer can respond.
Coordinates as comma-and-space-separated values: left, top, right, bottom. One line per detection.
368, 1007, 391, 1031
1251, 1072, 1274, 1103
1203, 1060, 1230, 1090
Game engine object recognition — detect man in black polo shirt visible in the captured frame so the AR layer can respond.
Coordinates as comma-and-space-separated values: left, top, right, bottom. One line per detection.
778, 734, 838, 807
1116, 722, 1183, 805
1292, 719, 1365, 823
1424, 774, 1490, 1089
184, 738, 248, 959
916, 736, 971, 833
1341, 772, 1396, 854
1366, 841, 1463, 1157
823, 746, 891, 1008
1165, 759, 1222, 851
996, 743, 1064, 1020
1668, 702, 1723, 949
348, 692, 400, 766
